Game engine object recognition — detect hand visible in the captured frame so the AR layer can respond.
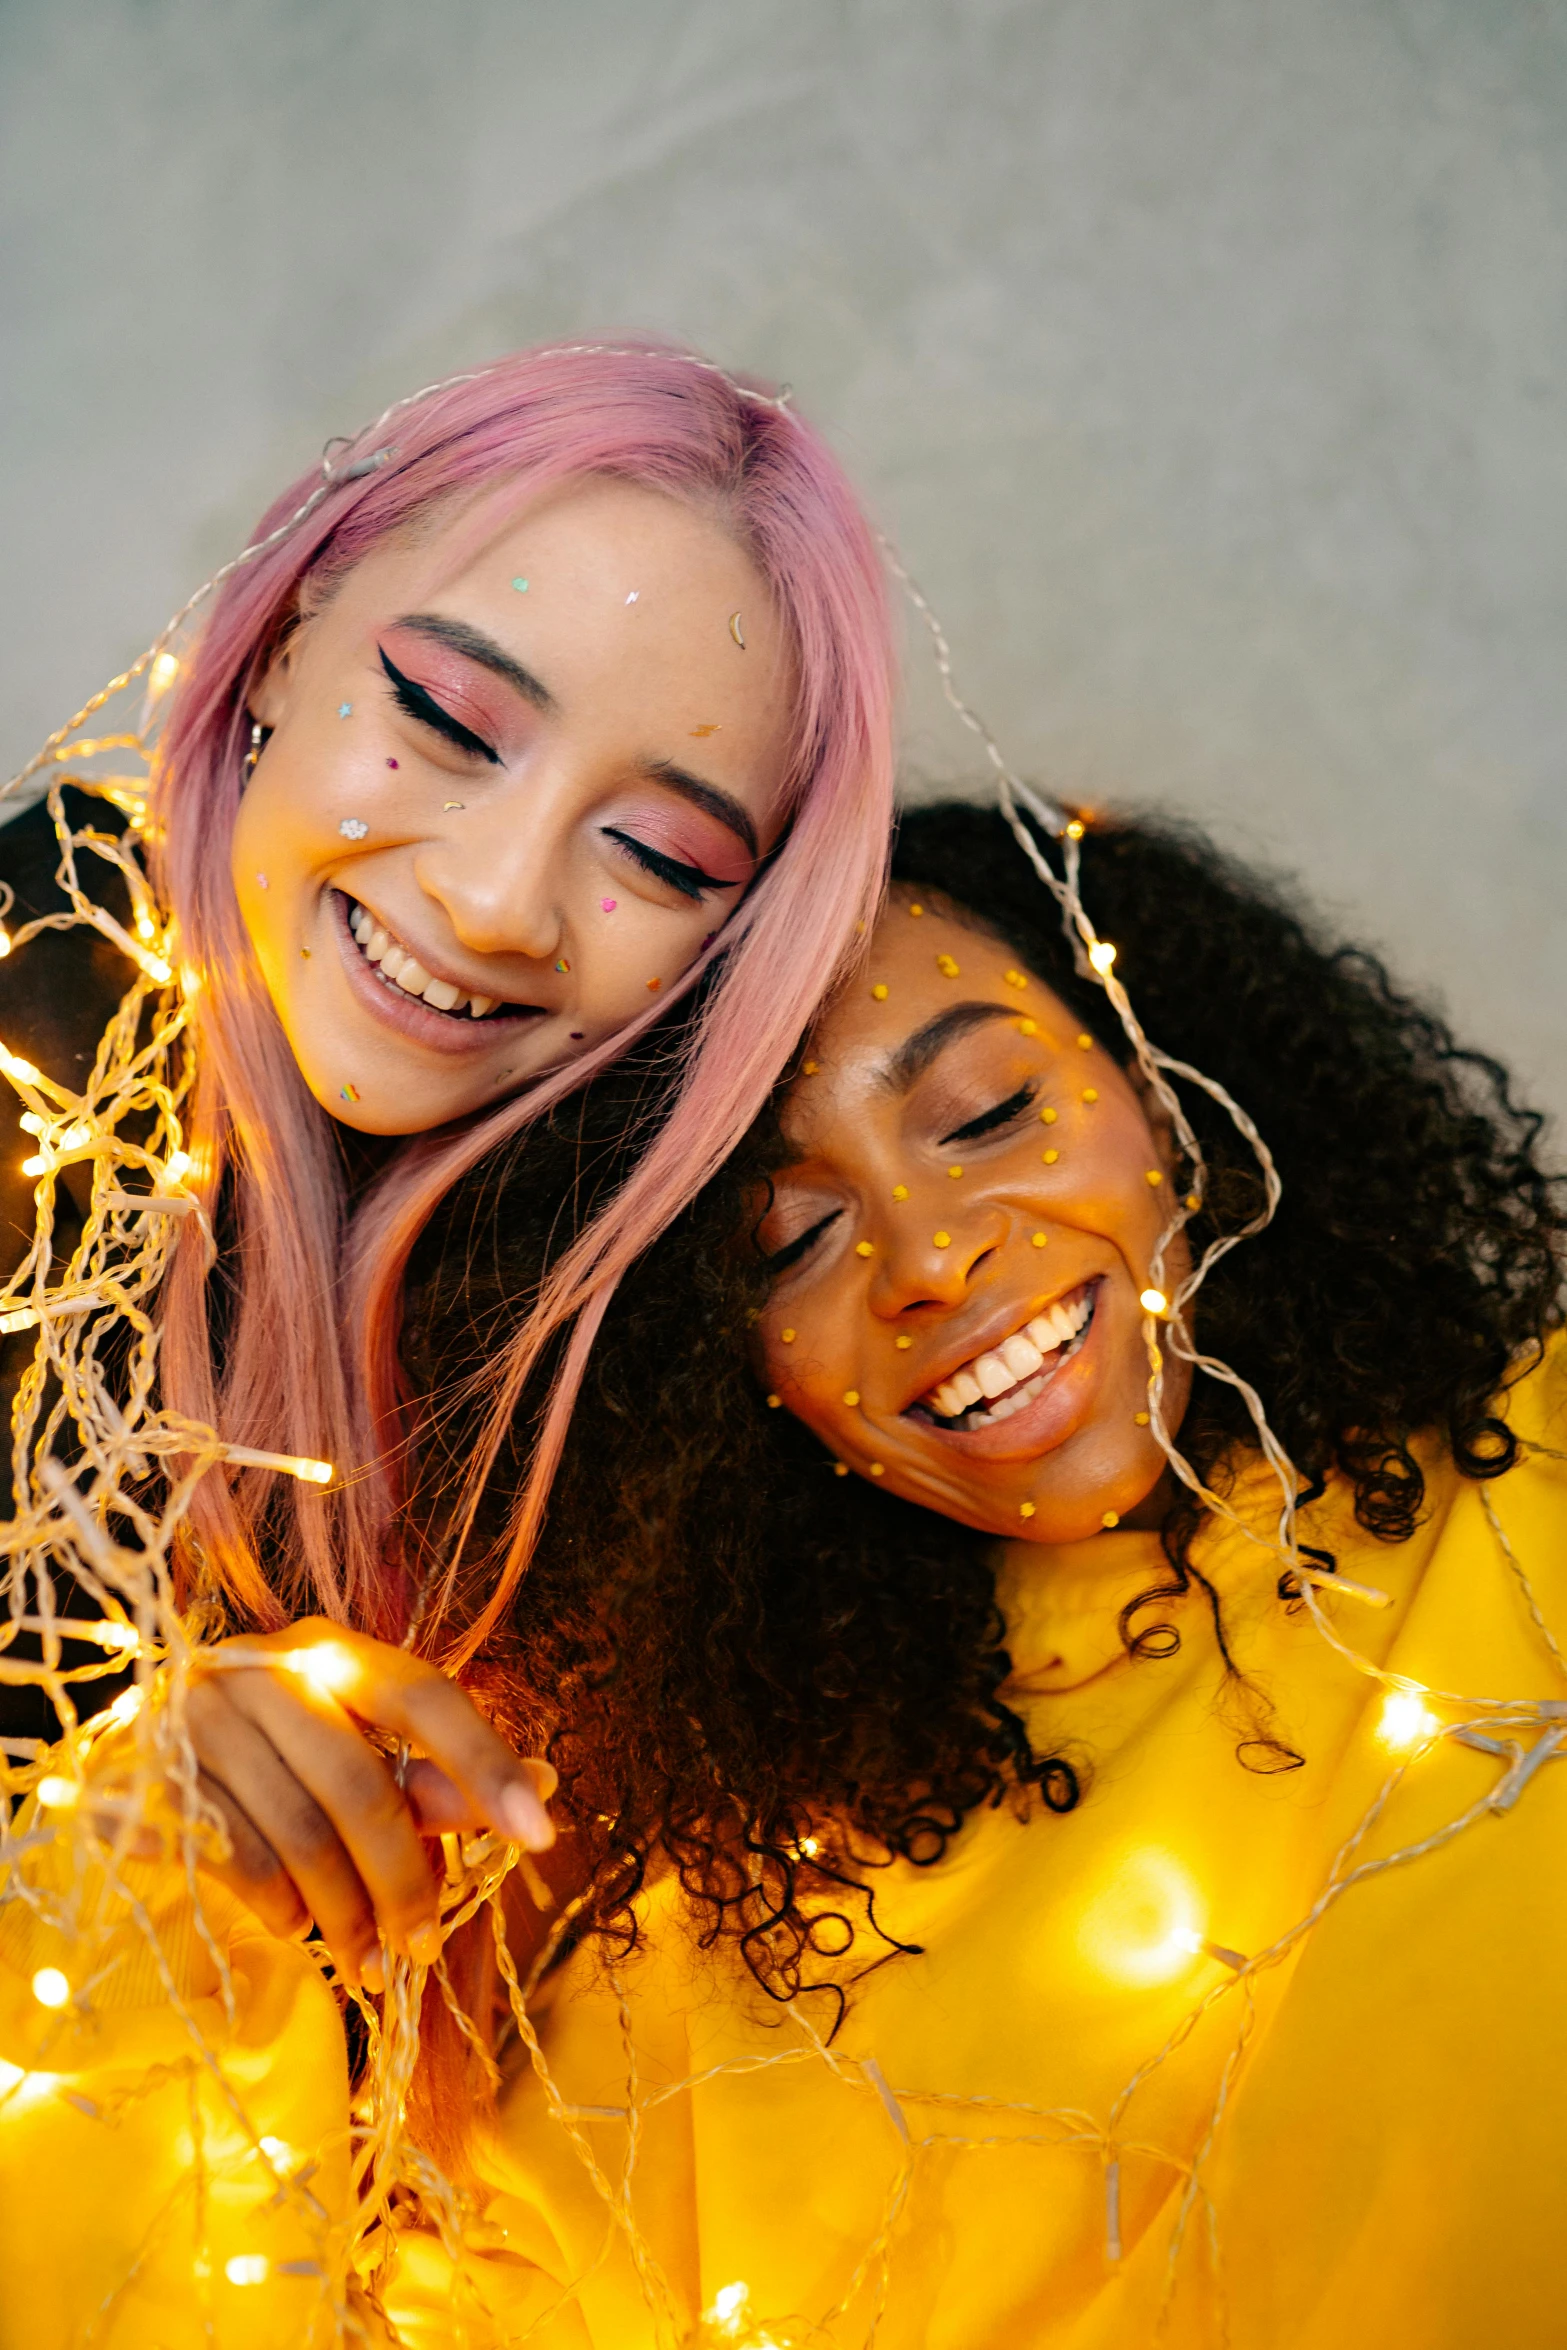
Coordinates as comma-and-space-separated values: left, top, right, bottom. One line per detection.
174, 1619, 555, 1990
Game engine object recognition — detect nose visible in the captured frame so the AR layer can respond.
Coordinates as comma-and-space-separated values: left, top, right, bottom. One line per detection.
413, 782, 568, 964
867, 1207, 1005, 1320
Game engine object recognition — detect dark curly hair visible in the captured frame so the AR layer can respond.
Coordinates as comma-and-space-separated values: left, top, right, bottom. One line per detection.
401, 799, 1565, 2019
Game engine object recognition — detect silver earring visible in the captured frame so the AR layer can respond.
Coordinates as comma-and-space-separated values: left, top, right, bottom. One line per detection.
242, 720, 264, 783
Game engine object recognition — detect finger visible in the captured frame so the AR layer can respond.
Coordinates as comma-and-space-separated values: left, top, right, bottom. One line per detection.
189, 1768, 313, 1944
187, 1678, 385, 1984
217, 1666, 444, 1964
236, 1622, 556, 1850
402, 1754, 558, 1834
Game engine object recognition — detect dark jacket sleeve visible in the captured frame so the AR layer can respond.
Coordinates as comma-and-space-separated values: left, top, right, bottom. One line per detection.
0, 790, 138, 1744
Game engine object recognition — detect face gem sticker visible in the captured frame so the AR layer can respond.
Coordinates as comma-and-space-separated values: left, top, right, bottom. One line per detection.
338, 702, 352, 718
600, 898, 617, 912
511, 577, 529, 592
339, 818, 369, 840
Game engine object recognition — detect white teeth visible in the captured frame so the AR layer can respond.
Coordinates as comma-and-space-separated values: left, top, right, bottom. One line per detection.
923, 1289, 1095, 1423
350, 901, 503, 1020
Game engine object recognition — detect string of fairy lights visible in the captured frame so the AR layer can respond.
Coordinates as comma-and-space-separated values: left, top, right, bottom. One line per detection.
0, 354, 1563, 2346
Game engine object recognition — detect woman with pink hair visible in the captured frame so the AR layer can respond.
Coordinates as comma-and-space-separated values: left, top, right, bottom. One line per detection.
0, 348, 893, 2030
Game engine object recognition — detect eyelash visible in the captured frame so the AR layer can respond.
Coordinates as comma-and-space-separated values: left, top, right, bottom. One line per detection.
601, 826, 732, 901
763, 1208, 841, 1275
379, 648, 500, 764
940, 1082, 1039, 1146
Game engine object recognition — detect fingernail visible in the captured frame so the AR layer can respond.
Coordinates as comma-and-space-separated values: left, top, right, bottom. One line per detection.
408, 1921, 443, 1968
497, 1781, 554, 1848
359, 1943, 385, 1993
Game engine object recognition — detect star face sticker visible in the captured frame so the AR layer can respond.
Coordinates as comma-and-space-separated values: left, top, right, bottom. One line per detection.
339, 818, 369, 840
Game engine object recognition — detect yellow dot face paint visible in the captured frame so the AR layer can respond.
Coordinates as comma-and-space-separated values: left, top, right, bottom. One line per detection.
1040, 1106, 1057, 1124
1135, 1411, 1150, 1426
1042, 1149, 1059, 1165
947, 1165, 963, 1179
869, 1462, 885, 1477
1004, 970, 1028, 989
1146, 1169, 1163, 1185
781, 1328, 796, 1343
895, 1334, 913, 1349
1077, 1033, 1093, 1050
871, 983, 888, 1001
1082, 1087, 1099, 1103
856, 1240, 875, 1257
1017, 1018, 1037, 1035
908, 902, 924, 917
1102, 1510, 1120, 1528
843, 1389, 860, 1406
892, 1184, 909, 1201
933, 1230, 951, 1248
766, 1393, 781, 1408
1031, 1232, 1048, 1248
1019, 1500, 1035, 1518
936, 954, 960, 979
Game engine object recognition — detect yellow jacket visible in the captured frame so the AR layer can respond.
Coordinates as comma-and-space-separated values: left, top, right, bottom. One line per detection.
5, 1339, 1567, 2348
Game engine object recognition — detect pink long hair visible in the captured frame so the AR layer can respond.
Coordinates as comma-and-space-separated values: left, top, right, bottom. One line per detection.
150, 344, 894, 1655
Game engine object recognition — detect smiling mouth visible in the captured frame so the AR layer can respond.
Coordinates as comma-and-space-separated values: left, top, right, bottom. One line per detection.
342, 894, 541, 1022
915, 1282, 1099, 1430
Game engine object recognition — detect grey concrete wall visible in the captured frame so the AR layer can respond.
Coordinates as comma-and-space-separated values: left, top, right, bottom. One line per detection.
4, 0, 1563, 1124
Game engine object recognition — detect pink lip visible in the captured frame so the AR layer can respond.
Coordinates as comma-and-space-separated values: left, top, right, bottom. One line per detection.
329, 890, 547, 1057
905, 1282, 1110, 1462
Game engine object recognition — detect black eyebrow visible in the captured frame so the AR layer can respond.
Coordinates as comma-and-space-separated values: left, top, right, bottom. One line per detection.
392, 613, 557, 714
879, 1002, 1023, 1095
636, 758, 759, 861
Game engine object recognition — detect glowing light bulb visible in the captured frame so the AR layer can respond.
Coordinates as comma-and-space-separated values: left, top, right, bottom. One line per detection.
287, 1642, 357, 1698
0, 1049, 41, 1084
219, 1444, 335, 1484
93, 1620, 140, 1655
224, 2255, 270, 2286
1077, 1849, 1206, 1987
139, 952, 173, 985
0, 2059, 25, 2092
705, 2282, 749, 2334
165, 1150, 192, 1183
1139, 1288, 1168, 1316
258, 2135, 293, 2169
104, 1685, 144, 1728
1378, 1690, 1440, 1753
149, 651, 181, 694
34, 1775, 79, 1810
0, 928, 10, 959
134, 909, 157, 942
31, 1967, 70, 2010
20, 1155, 49, 1178
1065, 818, 1085, 839
59, 1124, 91, 1152
1088, 940, 1117, 974
0, 1308, 39, 1335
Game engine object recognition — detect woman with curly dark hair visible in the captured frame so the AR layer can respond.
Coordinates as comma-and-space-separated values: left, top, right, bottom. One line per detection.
418, 798, 1562, 2348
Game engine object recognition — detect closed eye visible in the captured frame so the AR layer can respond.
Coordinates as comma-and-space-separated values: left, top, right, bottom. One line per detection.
601, 826, 736, 901
379, 647, 500, 764
940, 1083, 1038, 1147
762, 1207, 842, 1275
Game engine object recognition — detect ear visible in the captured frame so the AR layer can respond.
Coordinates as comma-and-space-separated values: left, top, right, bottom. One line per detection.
245, 584, 324, 731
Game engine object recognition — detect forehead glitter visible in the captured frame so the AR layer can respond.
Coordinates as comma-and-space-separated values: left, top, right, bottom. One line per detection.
511, 577, 528, 592
728, 612, 746, 649
339, 819, 368, 840
339, 1082, 360, 1105
600, 898, 617, 912
690, 723, 720, 738
625, 590, 639, 604
338, 702, 352, 718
